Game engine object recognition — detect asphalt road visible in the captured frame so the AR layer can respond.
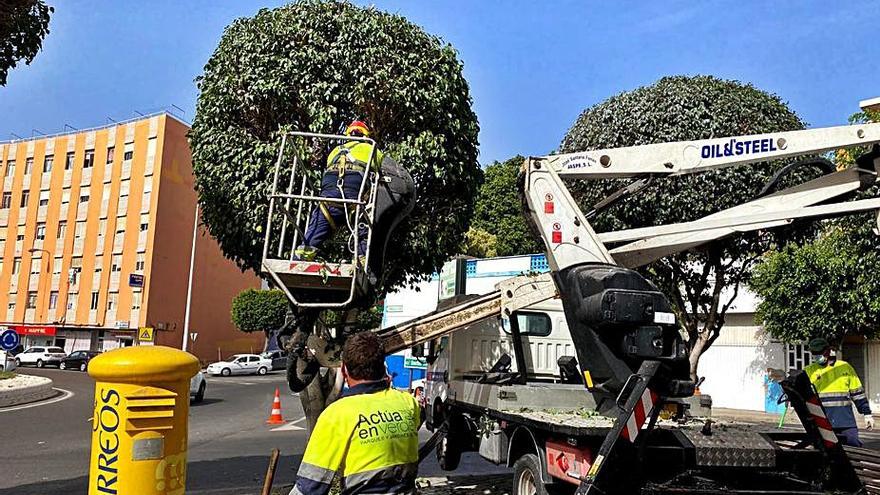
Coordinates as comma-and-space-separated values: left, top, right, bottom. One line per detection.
0, 367, 506, 495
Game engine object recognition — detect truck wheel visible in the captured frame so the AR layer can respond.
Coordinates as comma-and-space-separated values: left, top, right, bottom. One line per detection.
436, 430, 462, 471
513, 454, 550, 495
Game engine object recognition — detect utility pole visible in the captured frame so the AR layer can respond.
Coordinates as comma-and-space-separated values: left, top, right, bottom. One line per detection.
182, 204, 198, 352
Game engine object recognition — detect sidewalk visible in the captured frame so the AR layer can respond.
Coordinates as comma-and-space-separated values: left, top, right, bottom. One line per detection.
711, 407, 801, 427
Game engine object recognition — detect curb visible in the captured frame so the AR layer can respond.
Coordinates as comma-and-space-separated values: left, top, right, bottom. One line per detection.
0, 375, 55, 408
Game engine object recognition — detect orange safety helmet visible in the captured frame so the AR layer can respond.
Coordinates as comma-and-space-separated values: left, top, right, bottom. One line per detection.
345, 120, 370, 138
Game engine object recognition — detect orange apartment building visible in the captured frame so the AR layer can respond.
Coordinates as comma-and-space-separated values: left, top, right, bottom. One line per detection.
0, 113, 264, 361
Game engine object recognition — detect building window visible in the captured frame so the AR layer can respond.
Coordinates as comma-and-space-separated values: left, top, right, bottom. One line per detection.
114, 228, 125, 245
123, 150, 133, 161
38, 191, 49, 206
107, 292, 118, 311
135, 252, 145, 272
57, 221, 67, 239
67, 291, 77, 311
30, 259, 40, 275
119, 179, 130, 198
48, 291, 58, 309
43, 155, 54, 173
79, 192, 90, 203
83, 150, 95, 169
787, 344, 812, 371
24, 157, 33, 175
7, 299, 14, 311
20, 190, 29, 208
90, 291, 99, 311
95, 255, 103, 273
132, 291, 142, 311
139, 220, 148, 232
1, 192, 10, 209
52, 257, 62, 275
65, 152, 74, 170
35, 223, 46, 240
74, 221, 85, 240
111, 254, 122, 272
5, 160, 14, 177
61, 188, 71, 205
26, 291, 37, 309
12, 257, 20, 274
71, 256, 82, 270
106, 147, 115, 164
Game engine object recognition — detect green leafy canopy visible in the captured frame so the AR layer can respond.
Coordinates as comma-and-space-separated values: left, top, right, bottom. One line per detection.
560, 75, 811, 378
231, 289, 289, 334
189, 0, 480, 294
0, 0, 53, 85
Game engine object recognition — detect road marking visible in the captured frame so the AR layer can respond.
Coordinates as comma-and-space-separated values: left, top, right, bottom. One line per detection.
0, 388, 74, 413
272, 416, 307, 432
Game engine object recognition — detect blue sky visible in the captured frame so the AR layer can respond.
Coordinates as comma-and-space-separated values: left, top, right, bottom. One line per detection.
1, 1, 877, 164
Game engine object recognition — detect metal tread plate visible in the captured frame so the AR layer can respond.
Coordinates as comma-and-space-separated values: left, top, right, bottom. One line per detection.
682, 428, 777, 468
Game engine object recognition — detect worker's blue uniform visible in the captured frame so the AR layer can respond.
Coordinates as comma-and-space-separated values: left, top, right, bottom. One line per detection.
289, 380, 420, 495
301, 142, 383, 258
804, 359, 872, 447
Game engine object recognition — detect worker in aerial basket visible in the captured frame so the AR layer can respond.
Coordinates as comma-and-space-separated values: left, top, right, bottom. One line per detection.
295, 120, 384, 263
289, 331, 420, 495
805, 337, 874, 446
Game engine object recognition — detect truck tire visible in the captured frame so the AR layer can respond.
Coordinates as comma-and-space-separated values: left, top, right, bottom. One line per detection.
513, 454, 550, 495
436, 429, 462, 471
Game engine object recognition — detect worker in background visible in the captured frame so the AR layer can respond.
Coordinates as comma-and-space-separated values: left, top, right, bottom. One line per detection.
289, 332, 420, 495
295, 120, 384, 262
805, 337, 874, 446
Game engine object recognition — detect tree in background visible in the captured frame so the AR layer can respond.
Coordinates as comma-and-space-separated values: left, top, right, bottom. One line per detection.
751, 109, 880, 345
0, 0, 53, 85
189, 0, 480, 297
750, 228, 880, 345
231, 289, 289, 336
560, 75, 813, 380
470, 155, 542, 257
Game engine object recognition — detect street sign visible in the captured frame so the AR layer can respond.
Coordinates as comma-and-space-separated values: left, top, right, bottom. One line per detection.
129, 273, 145, 288
138, 327, 154, 342
0, 328, 19, 351
404, 357, 427, 370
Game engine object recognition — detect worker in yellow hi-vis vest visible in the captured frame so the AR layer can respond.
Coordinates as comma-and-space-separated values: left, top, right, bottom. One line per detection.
289, 331, 420, 495
806, 337, 874, 447
295, 120, 384, 262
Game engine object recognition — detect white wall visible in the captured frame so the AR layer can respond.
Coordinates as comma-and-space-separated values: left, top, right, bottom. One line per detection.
697, 315, 784, 411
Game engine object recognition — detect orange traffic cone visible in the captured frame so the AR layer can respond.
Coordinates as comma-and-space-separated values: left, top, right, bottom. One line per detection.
267, 388, 285, 425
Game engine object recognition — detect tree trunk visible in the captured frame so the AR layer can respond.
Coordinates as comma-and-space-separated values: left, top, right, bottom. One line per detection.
688, 330, 709, 383
300, 366, 344, 435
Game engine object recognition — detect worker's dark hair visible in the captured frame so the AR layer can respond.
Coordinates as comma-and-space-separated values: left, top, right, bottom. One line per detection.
343, 332, 386, 381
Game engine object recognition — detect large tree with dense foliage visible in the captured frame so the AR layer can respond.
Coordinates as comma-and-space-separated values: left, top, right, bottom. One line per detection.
189, 0, 480, 296
560, 75, 813, 380
231, 289, 289, 335
470, 155, 542, 257
0, 0, 52, 85
751, 109, 880, 345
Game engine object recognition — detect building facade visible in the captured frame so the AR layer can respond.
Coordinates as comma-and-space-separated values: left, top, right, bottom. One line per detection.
0, 113, 263, 361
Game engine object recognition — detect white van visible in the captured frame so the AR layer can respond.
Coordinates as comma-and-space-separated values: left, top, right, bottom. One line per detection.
423, 298, 574, 428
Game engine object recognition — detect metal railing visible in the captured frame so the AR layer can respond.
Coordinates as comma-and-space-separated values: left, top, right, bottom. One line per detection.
1, 109, 190, 145
261, 131, 381, 309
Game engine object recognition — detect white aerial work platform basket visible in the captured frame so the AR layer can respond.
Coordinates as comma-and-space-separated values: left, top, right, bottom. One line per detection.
261, 131, 381, 309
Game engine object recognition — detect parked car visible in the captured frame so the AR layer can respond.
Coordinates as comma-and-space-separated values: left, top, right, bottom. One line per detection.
261, 350, 288, 371
206, 354, 272, 377
15, 346, 66, 368
59, 350, 101, 372
190, 370, 207, 403
0, 350, 16, 372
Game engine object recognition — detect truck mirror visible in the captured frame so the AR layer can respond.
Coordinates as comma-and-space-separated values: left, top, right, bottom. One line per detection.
411, 344, 424, 358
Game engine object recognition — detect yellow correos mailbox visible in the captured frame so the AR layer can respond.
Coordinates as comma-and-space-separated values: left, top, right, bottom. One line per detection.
88, 345, 200, 495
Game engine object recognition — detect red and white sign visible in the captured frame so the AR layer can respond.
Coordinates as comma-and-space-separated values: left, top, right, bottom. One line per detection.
13, 325, 57, 336
805, 395, 838, 448
620, 387, 658, 442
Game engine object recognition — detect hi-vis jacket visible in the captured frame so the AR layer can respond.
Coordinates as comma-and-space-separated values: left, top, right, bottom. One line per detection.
290, 380, 420, 495
326, 142, 384, 175
804, 359, 872, 429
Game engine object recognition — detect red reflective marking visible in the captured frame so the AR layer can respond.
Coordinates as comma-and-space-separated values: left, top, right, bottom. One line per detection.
633, 402, 646, 427
544, 201, 554, 214
552, 231, 562, 243
620, 425, 630, 441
